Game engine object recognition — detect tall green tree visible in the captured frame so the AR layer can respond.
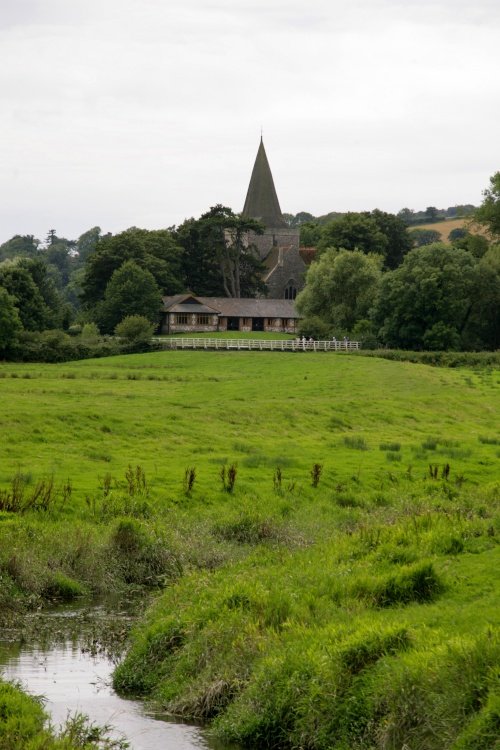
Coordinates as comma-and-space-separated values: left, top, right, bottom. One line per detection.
296, 249, 382, 335
96, 260, 161, 333
176, 217, 226, 296
178, 206, 266, 298
81, 227, 183, 307
474, 171, 500, 238
317, 211, 411, 269
461, 245, 500, 350
0, 287, 22, 354
374, 243, 477, 350
0, 235, 40, 261
0, 258, 64, 331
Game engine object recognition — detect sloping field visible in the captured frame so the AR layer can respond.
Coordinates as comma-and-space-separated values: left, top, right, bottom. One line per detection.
0, 351, 498, 496
414, 217, 487, 242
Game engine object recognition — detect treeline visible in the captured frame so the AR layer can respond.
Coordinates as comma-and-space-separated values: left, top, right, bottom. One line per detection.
293, 173, 500, 351
0, 207, 266, 360
296, 229, 499, 351
283, 203, 476, 232
0, 175, 499, 359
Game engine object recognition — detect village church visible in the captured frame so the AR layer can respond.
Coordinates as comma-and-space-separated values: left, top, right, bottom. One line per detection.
160, 138, 308, 335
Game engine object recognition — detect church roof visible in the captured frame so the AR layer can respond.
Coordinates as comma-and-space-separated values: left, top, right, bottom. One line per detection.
242, 138, 288, 229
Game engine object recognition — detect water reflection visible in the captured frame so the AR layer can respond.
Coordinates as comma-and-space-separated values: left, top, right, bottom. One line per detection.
0, 604, 222, 750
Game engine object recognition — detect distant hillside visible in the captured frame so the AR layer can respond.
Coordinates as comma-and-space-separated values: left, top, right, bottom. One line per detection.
415, 217, 486, 243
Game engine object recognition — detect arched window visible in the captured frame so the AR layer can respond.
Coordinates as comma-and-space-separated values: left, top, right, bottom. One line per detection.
284, 281, 297, 300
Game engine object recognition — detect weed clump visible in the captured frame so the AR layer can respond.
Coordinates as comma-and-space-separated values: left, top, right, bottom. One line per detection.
380, 442, 401, 451
344, 435, 369, 450
311, 463, 323, 487
353, 562, 445, 607
213, 513, 280, 545
109, 518, 181, 586
183, 467, 196, 495
220, 464, 237, 493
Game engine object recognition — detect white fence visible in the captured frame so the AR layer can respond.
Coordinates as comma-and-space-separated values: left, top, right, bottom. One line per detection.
153, 338, 360, 352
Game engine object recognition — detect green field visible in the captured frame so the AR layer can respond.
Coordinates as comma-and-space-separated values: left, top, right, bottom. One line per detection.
0, 351, 498, 496
0, 351, 499, 749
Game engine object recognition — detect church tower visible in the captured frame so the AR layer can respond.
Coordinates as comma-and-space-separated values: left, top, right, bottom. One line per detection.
242, 137, 305, 299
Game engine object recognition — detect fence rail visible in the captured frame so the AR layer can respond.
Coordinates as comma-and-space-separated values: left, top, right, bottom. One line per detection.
153, 338, 360, 352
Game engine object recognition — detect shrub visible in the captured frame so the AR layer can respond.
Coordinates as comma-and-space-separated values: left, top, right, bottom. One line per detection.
80, 321, 100, 343
115, 315, 155, 344
109, 518, 181, 586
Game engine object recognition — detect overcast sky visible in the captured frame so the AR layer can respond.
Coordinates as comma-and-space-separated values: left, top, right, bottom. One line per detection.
1, 0, 499, 245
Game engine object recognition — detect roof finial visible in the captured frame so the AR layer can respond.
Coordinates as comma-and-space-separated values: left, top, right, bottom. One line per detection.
260, 125, 263, 142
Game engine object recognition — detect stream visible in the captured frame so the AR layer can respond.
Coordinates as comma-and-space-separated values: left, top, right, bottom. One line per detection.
0, 600, 229, 750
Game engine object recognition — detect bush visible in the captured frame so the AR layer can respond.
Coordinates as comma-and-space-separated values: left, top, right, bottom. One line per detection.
297, 315, 332, 340
80, 322, 100, 343
109, 518, 181, 586
115, 315, 155, 344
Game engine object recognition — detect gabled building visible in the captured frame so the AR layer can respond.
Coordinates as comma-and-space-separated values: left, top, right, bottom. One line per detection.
161, 294, 299, 334
242, 138, 308, 299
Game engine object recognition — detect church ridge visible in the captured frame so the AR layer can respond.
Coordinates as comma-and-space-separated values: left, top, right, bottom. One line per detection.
242, 138, 288, 229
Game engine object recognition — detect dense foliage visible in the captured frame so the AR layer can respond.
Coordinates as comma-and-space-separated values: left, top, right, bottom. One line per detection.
293, 176, 498, 350
0, 173, 498, 360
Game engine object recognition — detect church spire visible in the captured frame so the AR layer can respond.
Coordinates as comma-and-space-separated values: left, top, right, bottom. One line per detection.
242, 138, 287, 228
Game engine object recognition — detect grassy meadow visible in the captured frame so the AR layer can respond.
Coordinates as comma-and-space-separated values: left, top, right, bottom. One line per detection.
0, 350, 499, 749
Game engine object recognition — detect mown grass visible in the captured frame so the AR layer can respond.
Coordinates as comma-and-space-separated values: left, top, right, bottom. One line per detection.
0, 351, 499, 749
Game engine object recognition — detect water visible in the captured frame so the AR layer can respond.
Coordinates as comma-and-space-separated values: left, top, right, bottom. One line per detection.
0, 603, 222, 750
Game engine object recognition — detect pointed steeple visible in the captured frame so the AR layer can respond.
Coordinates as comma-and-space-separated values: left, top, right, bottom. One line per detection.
242, 138, 287, 228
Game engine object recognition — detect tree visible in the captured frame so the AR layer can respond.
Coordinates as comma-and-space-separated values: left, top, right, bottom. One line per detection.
425, 206, 440, 222
75, 227, 101, 266
18, 257, 66, 328
461, 245, 500, 350
316, 211, 411, 269
0, 287, 22, 354
296, 249, 382, 335
397, 207, 416, 226
46, 229, 57, 245
409, 228, 442, 247
179, 205, 266, 298
369, 209, 413, 269
0, 261, 58, 331
299, 222, 322, 247
0, 235, 40, 261
374, 243, 477, 350
96, 260, 161, 333
474, 171, 500, 238
176, 217, 227, 296
81, 227, 183, 307
451, 232, 489, 259
317, 213, 388, 257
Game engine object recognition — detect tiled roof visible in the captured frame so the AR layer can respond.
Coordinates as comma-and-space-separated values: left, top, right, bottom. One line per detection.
162, 295, 299, 318
299, 247, 317, 265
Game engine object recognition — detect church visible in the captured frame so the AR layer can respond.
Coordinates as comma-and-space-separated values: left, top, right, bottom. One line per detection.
160, 138, 309, 334
241, 137, 308, 299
